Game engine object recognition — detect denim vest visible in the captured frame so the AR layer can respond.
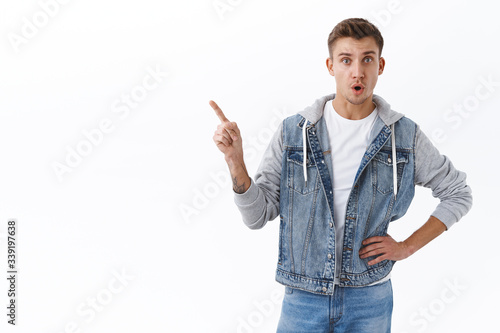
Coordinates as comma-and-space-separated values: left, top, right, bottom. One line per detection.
276, 96, 417, 294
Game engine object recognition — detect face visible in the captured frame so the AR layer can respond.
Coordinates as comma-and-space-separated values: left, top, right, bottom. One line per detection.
326, 37, 385, 106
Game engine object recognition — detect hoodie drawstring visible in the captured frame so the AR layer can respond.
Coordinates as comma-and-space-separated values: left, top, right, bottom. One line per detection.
391, 123, 398, 198
302, 119, 308, 187
302, 119, 397, 199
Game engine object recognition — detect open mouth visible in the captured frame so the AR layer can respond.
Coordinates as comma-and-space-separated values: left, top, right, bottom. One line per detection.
352, 84, 364, 95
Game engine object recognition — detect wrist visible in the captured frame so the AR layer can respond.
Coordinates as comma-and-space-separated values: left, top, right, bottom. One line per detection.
401, 240, 417, 258
225, 154, 244, 171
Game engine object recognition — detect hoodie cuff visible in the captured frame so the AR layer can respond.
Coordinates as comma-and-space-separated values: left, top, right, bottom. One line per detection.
431, 208, 458, 230
233, 178, 259, 207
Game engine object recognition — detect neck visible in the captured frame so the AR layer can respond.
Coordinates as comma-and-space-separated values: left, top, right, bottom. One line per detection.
332, 93, 376, 120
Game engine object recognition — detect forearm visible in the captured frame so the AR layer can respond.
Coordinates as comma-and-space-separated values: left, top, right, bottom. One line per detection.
226, 155, 251, 194
360, 215, 448, 265
233, 121, 283, 229
402, 215, 447, 256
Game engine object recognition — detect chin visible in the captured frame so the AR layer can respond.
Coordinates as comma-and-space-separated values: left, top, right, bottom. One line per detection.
346, 95, 369, 105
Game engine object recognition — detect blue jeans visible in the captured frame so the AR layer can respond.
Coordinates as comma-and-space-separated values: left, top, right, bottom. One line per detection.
276, 280, 393, 333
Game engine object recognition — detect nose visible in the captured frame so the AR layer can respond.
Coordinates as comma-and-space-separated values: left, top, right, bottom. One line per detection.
351, 62, 364, 79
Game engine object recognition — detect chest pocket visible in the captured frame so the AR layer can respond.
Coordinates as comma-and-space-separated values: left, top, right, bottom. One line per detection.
372, 149, 409, 195
286, 149, 319, 195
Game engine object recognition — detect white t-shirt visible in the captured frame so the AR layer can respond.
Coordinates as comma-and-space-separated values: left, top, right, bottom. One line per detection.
323, 99, 390, 285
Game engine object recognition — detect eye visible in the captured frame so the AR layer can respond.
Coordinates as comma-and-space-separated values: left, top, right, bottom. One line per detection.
342, 58, 350, 64
364, 57, 373, 63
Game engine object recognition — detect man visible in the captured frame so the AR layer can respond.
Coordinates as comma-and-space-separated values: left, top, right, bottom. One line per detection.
211, 18, 472, 332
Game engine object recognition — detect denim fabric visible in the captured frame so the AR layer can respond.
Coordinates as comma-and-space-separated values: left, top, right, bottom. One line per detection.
276, 107, 416, 290
234, 94, 472, 293
276, 280, 393, 332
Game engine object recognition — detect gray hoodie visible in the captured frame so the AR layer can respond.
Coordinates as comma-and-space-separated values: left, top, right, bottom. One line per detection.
234, 93, 472, 231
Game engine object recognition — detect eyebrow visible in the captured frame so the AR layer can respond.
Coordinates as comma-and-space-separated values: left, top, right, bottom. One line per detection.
337, 51, 377, 57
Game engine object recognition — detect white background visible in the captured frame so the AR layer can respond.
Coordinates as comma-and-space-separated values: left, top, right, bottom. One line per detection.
0, 0, 497, 332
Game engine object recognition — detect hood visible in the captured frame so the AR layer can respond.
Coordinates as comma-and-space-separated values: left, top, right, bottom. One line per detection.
299, 93, 403, 198
298, 93, 404, 126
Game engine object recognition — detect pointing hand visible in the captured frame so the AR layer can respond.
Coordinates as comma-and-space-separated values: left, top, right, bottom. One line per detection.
210, 100, 243, 160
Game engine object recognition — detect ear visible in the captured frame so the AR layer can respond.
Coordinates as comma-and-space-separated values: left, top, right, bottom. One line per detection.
326, 57, 334, 76
378, 57, 385, 75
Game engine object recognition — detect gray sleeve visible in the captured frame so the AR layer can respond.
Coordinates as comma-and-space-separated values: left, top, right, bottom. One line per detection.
233, 121, 283, 230
414, 124, 473, 230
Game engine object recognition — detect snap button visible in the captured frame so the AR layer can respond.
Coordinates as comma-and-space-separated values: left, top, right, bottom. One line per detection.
322, 287, 327, 292
327, 253, 332, 259
388, 157, 392, 163
329, 222, 333, 228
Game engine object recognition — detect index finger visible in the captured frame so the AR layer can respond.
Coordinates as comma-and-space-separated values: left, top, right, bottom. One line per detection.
209, 100, 229, 123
